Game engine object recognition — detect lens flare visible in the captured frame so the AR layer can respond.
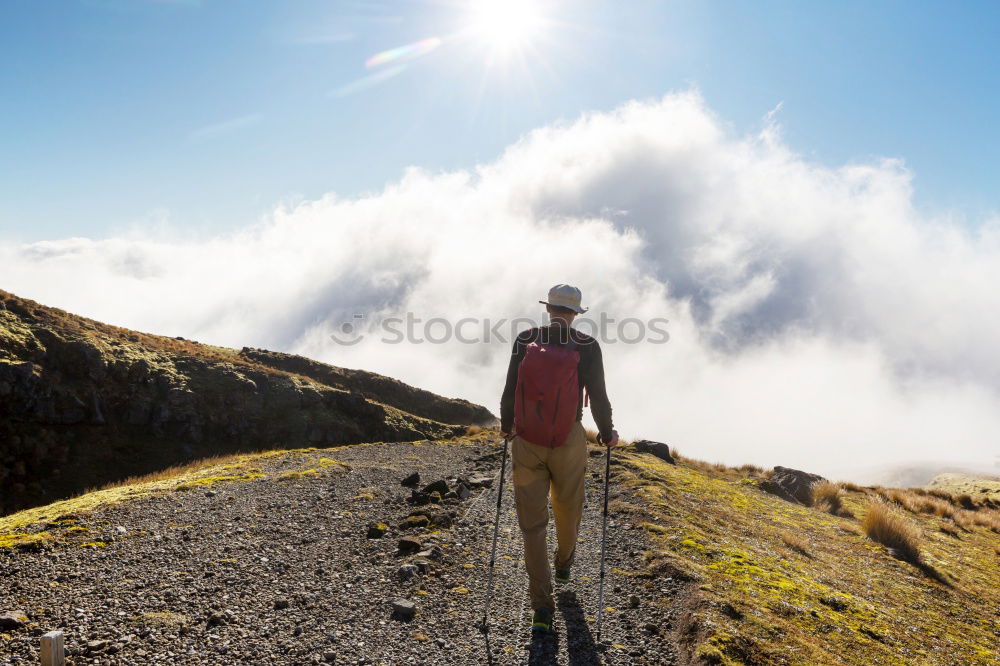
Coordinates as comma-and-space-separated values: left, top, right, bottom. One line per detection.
365, 37, 443, 69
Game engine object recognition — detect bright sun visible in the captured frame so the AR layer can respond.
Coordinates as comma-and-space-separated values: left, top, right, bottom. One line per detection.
466, 0, 546, 55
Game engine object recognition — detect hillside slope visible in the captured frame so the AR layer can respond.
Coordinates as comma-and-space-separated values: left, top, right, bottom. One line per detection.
926, 473, 1000, 502
0, 289, 494, 516
615, 454, 1000, 665
2, 431, 997, 664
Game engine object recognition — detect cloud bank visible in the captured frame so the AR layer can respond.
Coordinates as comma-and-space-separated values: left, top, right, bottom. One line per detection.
4, 91, 999, 479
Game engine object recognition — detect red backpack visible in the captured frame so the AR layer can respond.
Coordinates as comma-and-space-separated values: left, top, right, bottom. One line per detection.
514, 335, 580, 448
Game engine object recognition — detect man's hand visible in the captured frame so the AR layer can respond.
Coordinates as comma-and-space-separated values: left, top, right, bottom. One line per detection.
600, 429, 619, 448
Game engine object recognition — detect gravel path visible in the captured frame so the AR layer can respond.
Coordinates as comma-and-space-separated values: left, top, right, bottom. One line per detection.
1, 439, 682, 665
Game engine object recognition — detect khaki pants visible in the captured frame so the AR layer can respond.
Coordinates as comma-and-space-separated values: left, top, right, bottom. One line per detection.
511, 421, 588, 611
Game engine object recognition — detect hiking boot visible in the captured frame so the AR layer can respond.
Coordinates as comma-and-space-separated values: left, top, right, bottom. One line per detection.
554, 567, 572, 585
531, 607, 553, 633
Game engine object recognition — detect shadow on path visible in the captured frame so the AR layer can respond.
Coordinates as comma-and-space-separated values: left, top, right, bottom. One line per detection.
527, 629, 562, 665
556, 589, 602, 666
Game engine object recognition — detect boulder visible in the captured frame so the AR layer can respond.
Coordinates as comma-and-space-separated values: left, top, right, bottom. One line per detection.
762, 466, 826, 505
400, 472, 420, 487
633, 440, 675, 464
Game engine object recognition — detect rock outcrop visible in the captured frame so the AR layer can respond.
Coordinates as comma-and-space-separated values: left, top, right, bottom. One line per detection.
0, 289, 496, 516
633, 440, 675, 464
761, 466, 826, 505
237, 347, 494, 426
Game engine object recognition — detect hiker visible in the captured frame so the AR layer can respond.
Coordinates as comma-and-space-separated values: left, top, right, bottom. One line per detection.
499, 284, 618, 634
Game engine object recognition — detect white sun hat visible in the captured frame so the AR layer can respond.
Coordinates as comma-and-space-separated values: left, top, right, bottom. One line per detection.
539, 284, 588, 313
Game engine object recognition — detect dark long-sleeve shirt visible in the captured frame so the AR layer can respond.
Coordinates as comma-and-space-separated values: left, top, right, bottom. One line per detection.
500, 324, 614, 442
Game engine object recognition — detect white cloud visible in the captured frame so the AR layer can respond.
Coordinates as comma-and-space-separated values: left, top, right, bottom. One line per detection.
3, 91, 999, 479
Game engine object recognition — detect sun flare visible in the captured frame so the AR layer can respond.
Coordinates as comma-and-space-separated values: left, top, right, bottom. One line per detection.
466, 0, 546, 55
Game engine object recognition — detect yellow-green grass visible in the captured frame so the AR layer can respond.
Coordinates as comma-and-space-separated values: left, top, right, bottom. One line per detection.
0, 450, 311, 550
0, 435, 491, 552
615, 447, 1000, 666
135, 611, 189, 628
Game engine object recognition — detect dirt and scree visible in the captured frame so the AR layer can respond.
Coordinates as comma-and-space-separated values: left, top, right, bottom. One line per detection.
0, 437, 686, 665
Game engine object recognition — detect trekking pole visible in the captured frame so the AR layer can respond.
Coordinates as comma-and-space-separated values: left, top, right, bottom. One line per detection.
596, 441, 612, 643
479, 435, 510, 637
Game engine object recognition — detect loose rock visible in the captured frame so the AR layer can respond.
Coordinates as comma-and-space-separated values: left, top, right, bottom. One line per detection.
87, 639, 108, 653
397, 564, 420, 581
397, 536, 423, 554
421, 479, 449, 495
466, 475, 493, 488
391, 599, 416, 619
399, 515, 430, 530
0, 610, 28, 630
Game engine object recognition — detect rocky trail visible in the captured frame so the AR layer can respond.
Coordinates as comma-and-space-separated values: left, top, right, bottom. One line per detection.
1, 438, 683, 665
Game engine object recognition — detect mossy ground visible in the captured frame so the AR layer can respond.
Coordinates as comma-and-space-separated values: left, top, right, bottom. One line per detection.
614, 450, 1000, 665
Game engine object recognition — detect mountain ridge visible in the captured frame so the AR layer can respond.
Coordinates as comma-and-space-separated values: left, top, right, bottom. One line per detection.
0, 289, 494, 516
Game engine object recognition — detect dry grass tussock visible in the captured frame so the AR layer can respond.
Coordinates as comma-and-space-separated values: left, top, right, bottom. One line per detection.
871, 486, 1000, 534
877, 487, 956, 518
862, 500, 921, 564
779, 530, 812, 557
652, 449, 774, 481
88, 453, 250, 494
585, 428, 635, 447
674, 455, 733, 474
811, 481, 846, 516
737, 463, 766, 476
953, 508, 1000, 533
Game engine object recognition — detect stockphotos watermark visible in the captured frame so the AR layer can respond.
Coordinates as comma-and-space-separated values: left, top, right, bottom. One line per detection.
329, 313, 670, 346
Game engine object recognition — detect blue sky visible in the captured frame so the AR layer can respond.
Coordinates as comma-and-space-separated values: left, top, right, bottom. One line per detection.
2, 0, 998, 242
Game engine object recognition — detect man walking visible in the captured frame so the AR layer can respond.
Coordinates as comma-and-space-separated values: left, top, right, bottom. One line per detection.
500, 284, 618, 634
